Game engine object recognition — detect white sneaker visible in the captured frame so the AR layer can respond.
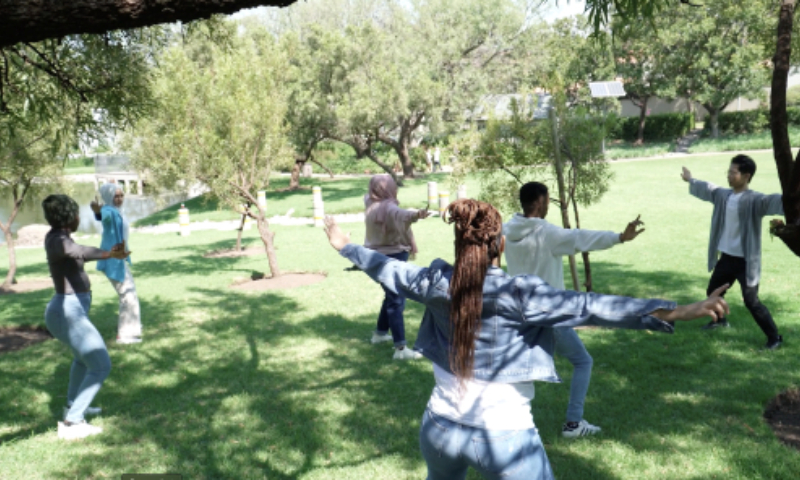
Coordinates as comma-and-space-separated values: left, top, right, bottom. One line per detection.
393, 348, 423, 360
63, 405, 102, 420
370, 332, 393, 345
117, 336, 142, 344
562, 419, 601, 438
57, 421, 103, 440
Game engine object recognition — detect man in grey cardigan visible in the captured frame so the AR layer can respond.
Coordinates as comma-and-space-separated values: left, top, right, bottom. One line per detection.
681, 154, 784, 349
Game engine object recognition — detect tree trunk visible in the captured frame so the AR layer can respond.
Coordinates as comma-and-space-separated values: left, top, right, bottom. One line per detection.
1, 227, 17, 290
770, 0, 800, 256
635, 97, 649, 145
236, 214, 246, 251
705, 105, 721, 139
550, 109, 580, 291
255, 215, 281, 278
310, 158, 335, 178
571, 196, 592, 292
0, 0, 296, 48
289, 161, 302, 190
366, 152, 404, 186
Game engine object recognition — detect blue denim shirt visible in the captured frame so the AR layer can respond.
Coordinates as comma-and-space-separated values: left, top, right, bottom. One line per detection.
341, 244, 676, 384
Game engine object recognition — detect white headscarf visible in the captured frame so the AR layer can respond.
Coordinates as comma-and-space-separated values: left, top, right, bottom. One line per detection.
99, 182, 129, 247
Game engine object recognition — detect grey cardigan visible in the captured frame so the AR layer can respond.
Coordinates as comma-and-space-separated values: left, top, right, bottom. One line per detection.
689, 179, 783, 286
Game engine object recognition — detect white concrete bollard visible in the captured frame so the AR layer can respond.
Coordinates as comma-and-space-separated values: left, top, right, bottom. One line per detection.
438, 191, 450, 216
178, 204, 190, 236
312, 186, 324, 227
257, 190, 267, 213
427, 182, 438, 212
457, 184, 467, 200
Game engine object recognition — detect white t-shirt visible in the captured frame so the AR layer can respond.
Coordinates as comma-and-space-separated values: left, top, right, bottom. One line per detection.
427, 363, 535, 430
718, 192, 744, 257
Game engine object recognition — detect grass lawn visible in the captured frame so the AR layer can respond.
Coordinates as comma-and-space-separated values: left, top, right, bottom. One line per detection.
133, 172, 474, 227
1, 152, 799, 479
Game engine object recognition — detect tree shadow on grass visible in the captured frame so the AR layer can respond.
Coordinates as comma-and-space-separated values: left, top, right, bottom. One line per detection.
8, 257, 797, 479
536, 260, 800, 479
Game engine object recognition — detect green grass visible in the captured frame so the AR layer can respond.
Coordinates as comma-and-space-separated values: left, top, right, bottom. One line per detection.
2, 152, 800, 479
134, 172, 476, 227
604, 141, 674, 160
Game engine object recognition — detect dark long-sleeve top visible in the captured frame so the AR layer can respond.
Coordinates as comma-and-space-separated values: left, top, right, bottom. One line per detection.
45, 229, 106, 294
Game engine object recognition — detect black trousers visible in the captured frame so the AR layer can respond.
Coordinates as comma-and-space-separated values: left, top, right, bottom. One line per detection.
706, 253, 780, 341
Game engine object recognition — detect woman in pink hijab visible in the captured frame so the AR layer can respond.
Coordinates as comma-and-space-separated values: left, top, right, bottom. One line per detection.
363, 174, 432, 360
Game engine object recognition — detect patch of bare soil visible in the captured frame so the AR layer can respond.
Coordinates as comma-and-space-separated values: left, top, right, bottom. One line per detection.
764, 388, 800, 450
204, 247, 264, 259
231, 272, 326, 291
0, 279, 52, 295
0, 325, 52, 354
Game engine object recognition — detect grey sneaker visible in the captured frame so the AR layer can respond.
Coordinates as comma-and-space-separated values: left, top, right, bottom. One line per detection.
562, 419, 601, 438
63, 405, 102, 420
370, 332, 392, 345
393, 348, 423, 360
57, 420, 103, 440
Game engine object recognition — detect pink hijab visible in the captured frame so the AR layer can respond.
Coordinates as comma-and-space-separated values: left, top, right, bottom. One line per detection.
364, 174, 418, 255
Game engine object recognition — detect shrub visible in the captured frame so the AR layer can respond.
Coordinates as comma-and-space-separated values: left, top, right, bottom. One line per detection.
608, 112, 694, 141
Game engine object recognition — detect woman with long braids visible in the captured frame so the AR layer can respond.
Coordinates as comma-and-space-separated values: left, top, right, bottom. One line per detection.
42, 194, 129, 440
324, 199, 729, 479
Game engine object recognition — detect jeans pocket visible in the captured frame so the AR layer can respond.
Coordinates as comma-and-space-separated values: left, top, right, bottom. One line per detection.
472, 429, 531, 478
420, 410, 452, 458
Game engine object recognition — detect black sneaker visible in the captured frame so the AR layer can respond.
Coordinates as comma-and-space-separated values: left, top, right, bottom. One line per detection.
765, 335, 783, 350
701, 319, 730, 330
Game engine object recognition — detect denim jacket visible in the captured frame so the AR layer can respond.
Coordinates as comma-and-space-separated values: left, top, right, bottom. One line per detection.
96, 205, 130, 283
340, 244, 676, 384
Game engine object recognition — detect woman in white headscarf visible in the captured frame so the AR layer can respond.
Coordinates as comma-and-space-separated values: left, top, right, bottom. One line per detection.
363, 174, 431, 360
91, 183, 142, 344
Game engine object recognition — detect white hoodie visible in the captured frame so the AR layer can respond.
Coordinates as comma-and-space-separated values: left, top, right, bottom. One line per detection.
502, 213, 620, 290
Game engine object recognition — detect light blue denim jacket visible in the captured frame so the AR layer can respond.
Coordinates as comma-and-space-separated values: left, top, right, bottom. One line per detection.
340, 244, 676, 384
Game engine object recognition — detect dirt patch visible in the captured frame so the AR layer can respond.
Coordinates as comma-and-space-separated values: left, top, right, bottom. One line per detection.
204, 247, 264, 259
0, 325, 52, 354
0, 279, 52, 295
231, 272, 326, 291
764, 388, 800, 450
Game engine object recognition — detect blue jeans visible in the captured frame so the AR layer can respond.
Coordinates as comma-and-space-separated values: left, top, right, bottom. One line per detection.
375, 251, 410, 348
554, 327, 593, 423
45, 293, 111, 423
420, 409, 554, 480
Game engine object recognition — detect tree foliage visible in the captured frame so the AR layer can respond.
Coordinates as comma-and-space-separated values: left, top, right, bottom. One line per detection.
128, 24, 293, 277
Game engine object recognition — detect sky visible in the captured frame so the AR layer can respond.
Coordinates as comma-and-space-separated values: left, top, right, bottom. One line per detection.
542, 0, 587, 22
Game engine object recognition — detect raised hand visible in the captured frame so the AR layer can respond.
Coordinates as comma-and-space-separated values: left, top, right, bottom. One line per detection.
619, 215, 645, 243
90, 195, 102, 214
324, 216, 351, 251
680, 166, 692, 182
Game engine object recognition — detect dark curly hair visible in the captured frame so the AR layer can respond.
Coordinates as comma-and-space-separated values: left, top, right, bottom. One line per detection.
42, 194, 79, 229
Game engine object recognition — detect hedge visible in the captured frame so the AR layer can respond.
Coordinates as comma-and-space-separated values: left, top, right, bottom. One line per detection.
607, 112, 694, 142
701, 107, 800, 136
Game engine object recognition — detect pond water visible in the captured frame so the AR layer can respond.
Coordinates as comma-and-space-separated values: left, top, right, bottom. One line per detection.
0, 181, 185, 243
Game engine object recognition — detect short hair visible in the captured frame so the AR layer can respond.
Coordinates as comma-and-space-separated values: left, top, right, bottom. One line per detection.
731, 154, 756, 182
42, 194, 79, 229
519, 182, 549, 213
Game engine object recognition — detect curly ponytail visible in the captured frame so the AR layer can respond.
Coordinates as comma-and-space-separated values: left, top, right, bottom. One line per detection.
444, 199, 502, 382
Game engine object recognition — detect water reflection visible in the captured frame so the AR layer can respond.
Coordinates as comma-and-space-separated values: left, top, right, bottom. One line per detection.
0, 182, 185, 242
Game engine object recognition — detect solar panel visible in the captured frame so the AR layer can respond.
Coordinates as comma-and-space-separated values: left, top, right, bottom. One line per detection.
588, 81, 626, 98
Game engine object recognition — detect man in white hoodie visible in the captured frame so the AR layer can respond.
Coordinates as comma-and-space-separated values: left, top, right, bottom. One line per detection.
503, 181, 645, 438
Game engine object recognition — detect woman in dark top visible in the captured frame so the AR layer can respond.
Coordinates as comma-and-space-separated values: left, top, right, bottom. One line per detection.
42, 194, 128, 440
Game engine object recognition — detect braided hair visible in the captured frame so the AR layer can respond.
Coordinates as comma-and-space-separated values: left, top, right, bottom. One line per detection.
444, 199, 503, 381
42, 194, 79, 230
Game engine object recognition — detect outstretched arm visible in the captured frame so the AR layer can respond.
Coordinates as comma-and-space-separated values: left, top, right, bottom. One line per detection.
517, 275, 729, 332
683, 166, 721, 203
324, 216, 438, 303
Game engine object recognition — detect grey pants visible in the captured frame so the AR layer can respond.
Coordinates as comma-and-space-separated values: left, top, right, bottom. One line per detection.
110, 263, 142, 340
